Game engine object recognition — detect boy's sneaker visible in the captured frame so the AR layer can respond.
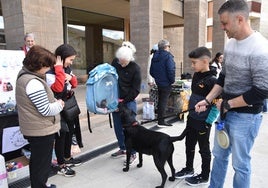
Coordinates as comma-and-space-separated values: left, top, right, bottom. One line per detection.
175, 167, 194, 179
111, 150, 126, 158
57, 166, 75, 177
185, 174, 209, 186
46, 184, 56, 188
124, 154, 137, 166
157, 121, 173, 128
65, 157, 82, 167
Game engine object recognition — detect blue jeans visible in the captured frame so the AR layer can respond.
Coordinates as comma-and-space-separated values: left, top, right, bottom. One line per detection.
263, 99, 267, 112
209, 111, 262, 188
112, 101, 137, 151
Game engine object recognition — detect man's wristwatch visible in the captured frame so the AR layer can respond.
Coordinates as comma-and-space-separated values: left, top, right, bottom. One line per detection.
222, 100, 231, 111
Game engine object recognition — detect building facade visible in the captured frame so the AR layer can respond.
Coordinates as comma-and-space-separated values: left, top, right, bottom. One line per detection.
0, 0, 267, 91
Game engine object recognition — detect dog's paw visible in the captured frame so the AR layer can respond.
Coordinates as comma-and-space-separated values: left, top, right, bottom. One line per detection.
137, 163, 142, 168
168, 176, 175, 181
123, 167, 129, 172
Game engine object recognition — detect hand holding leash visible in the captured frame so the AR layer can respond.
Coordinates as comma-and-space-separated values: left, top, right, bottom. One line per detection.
195, 98, 211, 113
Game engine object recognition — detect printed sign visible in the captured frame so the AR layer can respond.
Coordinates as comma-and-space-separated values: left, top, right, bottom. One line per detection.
2, 126, 28, 154
0, 50, 25, 116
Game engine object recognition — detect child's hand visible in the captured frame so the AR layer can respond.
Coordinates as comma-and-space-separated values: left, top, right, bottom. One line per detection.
195, 100, 208, 112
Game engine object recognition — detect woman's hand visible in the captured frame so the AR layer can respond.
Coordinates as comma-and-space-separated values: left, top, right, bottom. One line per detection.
65, 73, 73, 81
57, 99, 64, 108
55, 56, 63, 67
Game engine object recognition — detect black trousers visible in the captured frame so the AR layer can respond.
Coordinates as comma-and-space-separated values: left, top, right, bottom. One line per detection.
157, 85, 172, 123
55, 115, 82, 164
26, 134, 55, 188
64, 118, 76, 158
54, 130, 67, 165
185, 125, 211, 180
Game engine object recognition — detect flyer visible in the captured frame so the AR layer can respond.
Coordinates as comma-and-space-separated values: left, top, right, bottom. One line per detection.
0, 50, 25, 116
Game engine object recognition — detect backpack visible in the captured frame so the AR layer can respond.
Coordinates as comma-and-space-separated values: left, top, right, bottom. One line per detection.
86, 63, 119, 114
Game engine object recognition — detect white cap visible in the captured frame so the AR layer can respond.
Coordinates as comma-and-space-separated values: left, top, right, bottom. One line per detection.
152, 44, 158, 51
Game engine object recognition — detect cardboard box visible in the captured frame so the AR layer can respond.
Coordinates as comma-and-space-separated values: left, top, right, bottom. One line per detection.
6, 156, 29, 184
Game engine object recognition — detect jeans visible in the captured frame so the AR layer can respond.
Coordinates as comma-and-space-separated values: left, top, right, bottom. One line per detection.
263, 99, 267, 112
209, 111, 262, 188
112, 100, 137, 151
157, 85, 172, 123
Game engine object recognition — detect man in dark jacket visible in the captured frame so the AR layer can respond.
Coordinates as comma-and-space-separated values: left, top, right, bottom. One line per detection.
150, 39, 175, 127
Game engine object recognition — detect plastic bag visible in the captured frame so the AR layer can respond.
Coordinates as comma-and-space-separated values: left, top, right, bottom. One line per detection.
142, 98, 155, 120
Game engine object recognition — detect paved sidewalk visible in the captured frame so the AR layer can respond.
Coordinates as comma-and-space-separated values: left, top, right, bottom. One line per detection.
45, 85, 268, 188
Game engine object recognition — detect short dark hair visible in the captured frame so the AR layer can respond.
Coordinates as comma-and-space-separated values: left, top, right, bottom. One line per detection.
55, 44, 77, 63
218, 0, 249, 19
23, 45, 56, 72
188, 46, 211, 59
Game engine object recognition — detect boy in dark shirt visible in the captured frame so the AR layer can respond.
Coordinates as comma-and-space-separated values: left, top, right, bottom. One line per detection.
175, 47, 217, 186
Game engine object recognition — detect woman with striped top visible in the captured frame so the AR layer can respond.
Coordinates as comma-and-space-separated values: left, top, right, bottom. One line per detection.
16, 45, 64, 188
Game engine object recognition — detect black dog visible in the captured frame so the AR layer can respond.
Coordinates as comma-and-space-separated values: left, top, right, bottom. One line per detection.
119, 104, 187, 188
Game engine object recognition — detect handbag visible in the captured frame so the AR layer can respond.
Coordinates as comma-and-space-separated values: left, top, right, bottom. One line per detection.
61, 94, 81, 122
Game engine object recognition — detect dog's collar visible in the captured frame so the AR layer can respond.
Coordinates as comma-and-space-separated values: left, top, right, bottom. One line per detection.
132, 121, 139, 126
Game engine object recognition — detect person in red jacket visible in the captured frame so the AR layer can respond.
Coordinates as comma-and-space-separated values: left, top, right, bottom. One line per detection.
46, 44, 82, 177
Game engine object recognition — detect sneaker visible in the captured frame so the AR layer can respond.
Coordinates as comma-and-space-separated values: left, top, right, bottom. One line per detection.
64, 157, 82, 167
46, 184, 56, 188
111, 150, 126, 158
185, 174, 208, 186
57, 166, 75, 177
157, 121, 173, 128
124, 154, 137, 166
175, 167, 194, 179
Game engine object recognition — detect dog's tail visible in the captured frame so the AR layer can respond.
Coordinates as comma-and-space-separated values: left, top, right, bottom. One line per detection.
170, 128, 188, 142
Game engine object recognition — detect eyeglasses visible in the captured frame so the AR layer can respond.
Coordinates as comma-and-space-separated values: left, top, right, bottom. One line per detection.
122, 44, 131, 48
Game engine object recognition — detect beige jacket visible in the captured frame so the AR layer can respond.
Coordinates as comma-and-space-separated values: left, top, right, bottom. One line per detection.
16, 70, 60, 137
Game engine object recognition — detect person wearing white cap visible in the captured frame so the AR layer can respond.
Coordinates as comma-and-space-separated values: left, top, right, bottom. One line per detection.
147, 44, 158, 87
150, 39, 176, 127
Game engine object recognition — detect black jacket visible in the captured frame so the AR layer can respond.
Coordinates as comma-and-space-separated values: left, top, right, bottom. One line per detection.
111, 58, 141, 103
187, 71, 217, 130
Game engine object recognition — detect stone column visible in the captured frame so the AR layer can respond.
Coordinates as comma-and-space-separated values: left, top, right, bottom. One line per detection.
212, 1, 226, 59
183, 0, 207, 75
130, 0, 163, 93
1, 0, 63, 52
164, 27, 184, 77
85, 25, 103, 72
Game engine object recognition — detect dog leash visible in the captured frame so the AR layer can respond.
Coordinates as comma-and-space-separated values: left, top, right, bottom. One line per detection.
140, 108, 195, 125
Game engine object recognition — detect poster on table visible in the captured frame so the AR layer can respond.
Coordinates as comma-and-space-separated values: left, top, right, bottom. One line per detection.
0, 50, 28, 153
